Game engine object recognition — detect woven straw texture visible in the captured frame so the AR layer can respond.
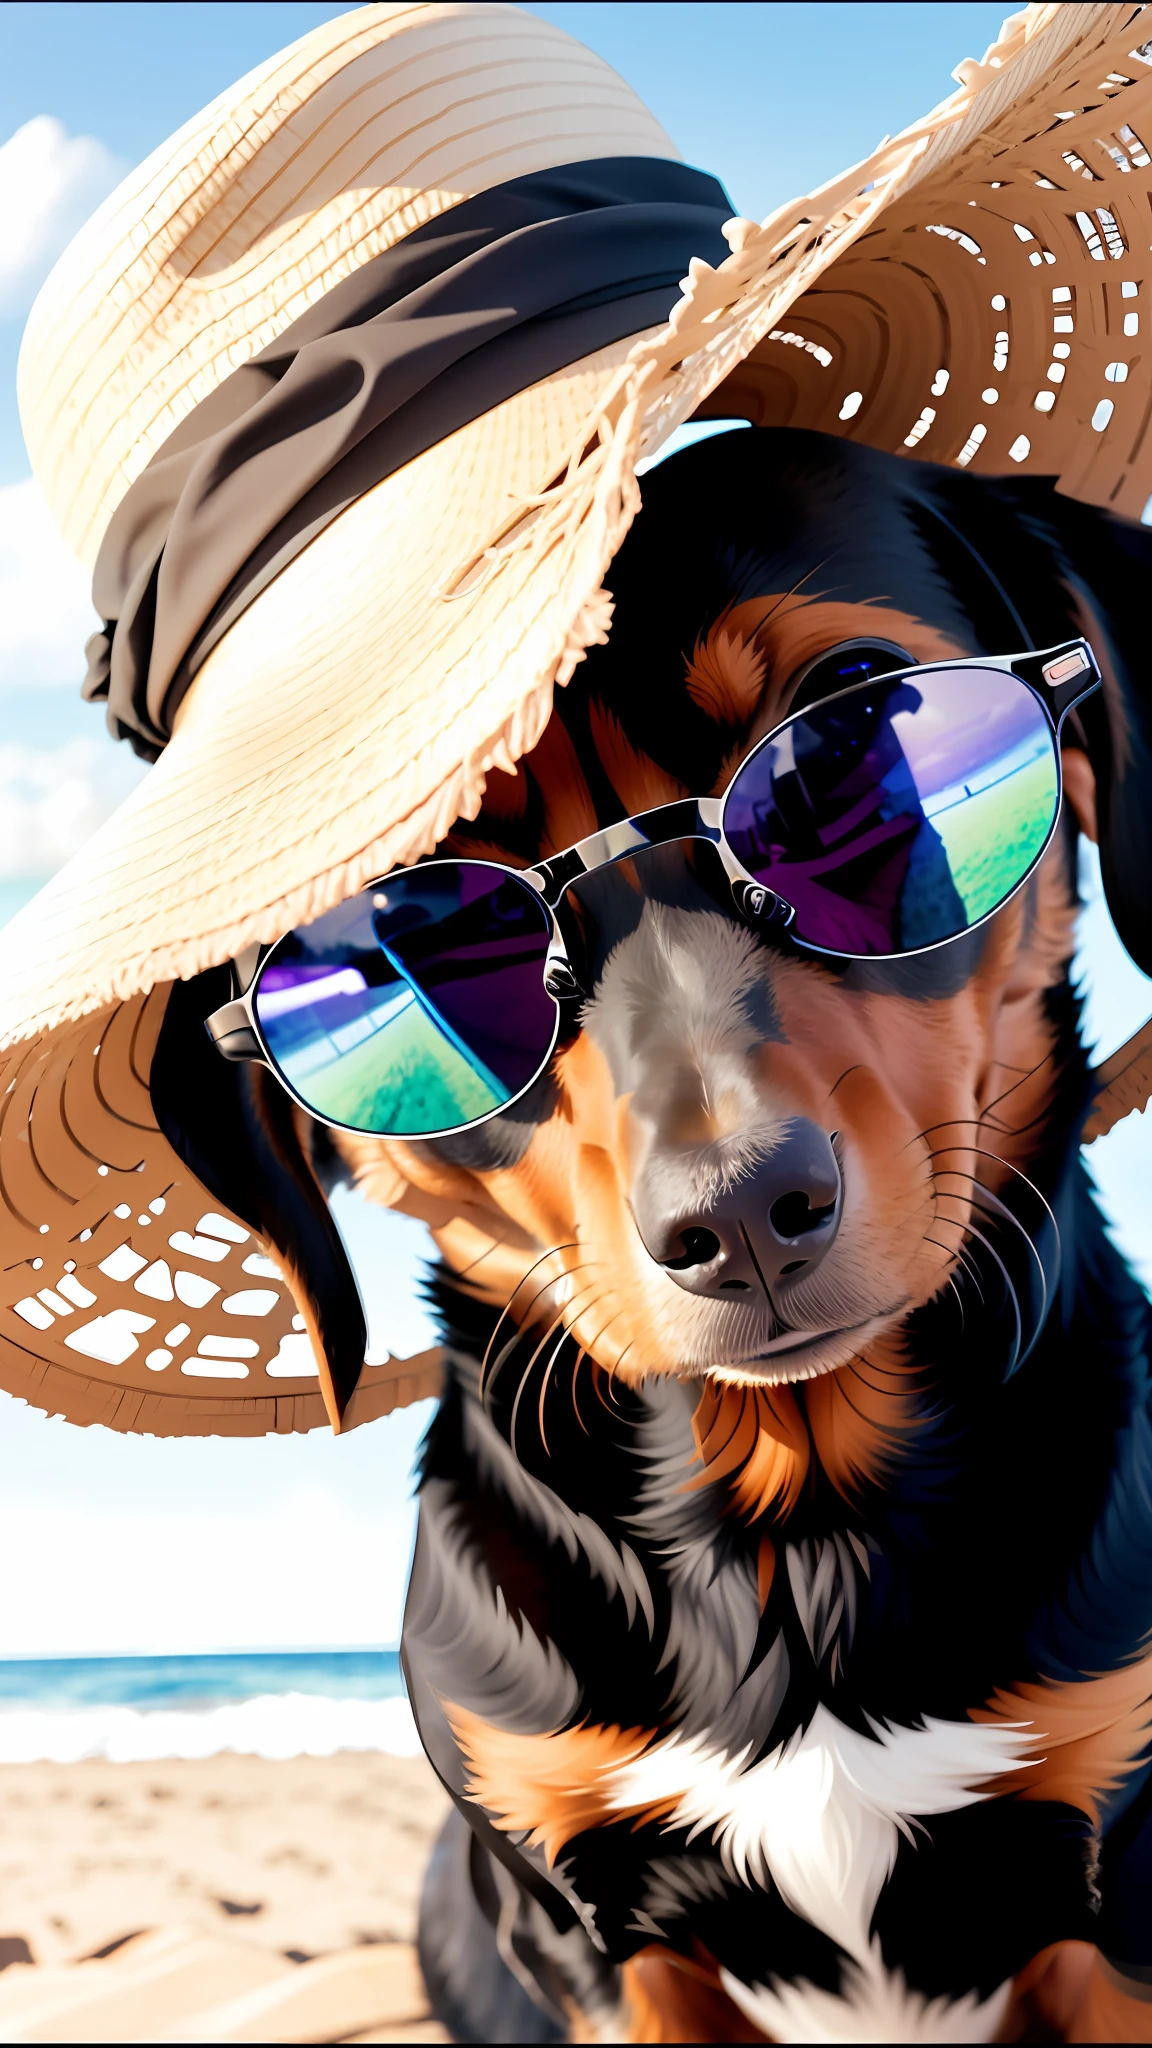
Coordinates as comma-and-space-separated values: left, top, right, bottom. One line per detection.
2, 1, 1151, 1433
0, 987, 442, 1436
5, 3, 1148, 1048
19, 0, 677, 567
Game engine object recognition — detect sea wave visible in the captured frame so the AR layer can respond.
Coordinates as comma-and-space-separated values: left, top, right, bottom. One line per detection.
0, 1690, 422, 1763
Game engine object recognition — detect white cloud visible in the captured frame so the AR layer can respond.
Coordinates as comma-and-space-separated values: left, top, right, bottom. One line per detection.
0, 478, 145, 881
0, 734, 143, 878
0, 115, 124, 319
0, 477, 99, 687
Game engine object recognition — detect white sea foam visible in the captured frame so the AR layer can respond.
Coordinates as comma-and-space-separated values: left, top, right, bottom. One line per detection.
0, 1691, 422, 1764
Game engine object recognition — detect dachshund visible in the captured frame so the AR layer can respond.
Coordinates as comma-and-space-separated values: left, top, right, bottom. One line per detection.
154, 427, 1152, 2044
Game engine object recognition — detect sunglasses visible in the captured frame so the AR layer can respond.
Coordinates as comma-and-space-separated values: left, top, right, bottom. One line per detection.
207, 637, 1100, 1140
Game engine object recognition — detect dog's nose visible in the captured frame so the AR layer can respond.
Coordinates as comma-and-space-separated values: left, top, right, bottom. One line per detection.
638, 1121, 842, 1301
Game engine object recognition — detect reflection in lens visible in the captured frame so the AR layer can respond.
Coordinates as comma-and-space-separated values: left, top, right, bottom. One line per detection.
255, 864, 556, 1135
723, 668, 1059, 955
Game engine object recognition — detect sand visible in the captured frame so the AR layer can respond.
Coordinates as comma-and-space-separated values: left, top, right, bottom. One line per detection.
0, 1753, 452, 2041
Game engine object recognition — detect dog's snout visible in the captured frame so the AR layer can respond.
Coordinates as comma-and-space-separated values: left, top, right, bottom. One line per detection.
639, 1121, 843, 1302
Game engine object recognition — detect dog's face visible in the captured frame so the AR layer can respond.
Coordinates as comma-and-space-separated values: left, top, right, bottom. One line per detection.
334, 429, 1102, 1397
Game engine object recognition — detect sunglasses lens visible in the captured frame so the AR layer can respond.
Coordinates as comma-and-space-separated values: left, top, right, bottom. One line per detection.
723, 668, 1059, 955
254, 864, 556, 1136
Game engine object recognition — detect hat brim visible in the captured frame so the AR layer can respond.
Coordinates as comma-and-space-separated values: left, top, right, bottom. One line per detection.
4, 3, 1149, 1053
0, 984, 443, 1435
6, 0, 1152, 1433
5, 2, 1147, 1052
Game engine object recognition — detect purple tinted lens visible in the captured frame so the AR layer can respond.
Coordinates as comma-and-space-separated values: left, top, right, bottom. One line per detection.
722, 668, 1058, 955
255, 864, 556, 1136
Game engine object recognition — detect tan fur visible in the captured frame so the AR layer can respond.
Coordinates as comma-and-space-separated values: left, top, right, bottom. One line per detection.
323, 574, 1114, 2047
690, 1381, 810, 1520
684, 610, 770, 726
745, 595, 965, 736
541, 871, 1071, 1396
479, 760, 529, 822
525, 713, 600, 855
619, 1949, 771, 2043
589, 698, 688, 812
973, 1658, 1152, 1825
684, 594, 967, 744
1002, 1943, 1152, 2044
1067, 1958, 1152, 2043
447, 1705, 663, 1864
338, 600, 1079, 1458
438, 831, 530, 867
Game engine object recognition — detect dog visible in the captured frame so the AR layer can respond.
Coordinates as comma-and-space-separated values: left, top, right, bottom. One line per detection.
156, 427, 1152, 2043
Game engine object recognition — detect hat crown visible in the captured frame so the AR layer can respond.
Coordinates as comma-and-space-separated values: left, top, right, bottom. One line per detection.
18, 1, 678, 567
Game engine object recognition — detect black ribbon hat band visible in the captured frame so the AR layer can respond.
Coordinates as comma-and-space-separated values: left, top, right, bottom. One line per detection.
84, 157, 734, 762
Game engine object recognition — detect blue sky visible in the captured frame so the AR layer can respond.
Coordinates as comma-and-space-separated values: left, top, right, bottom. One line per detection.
0, 1, 1149, 1657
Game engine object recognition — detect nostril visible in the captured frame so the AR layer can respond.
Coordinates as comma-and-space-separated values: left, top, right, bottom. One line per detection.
779, 1258, 808, 1276
663, 1226, 722, 1271
769, 1190, 838, 1240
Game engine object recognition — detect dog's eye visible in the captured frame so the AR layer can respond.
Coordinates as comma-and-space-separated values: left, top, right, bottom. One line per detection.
788, 638, 913, 714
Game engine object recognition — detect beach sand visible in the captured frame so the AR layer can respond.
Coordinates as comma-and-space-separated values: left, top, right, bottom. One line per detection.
0, 1753, 452, 2040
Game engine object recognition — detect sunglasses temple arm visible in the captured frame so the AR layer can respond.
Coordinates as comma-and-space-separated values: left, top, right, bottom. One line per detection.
1010, 640, 1102, 729
1052, 670, 1103, 729
205, 991, 263, 1063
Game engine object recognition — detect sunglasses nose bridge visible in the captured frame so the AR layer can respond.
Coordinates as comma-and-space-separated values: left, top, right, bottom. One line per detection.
699, 804, 796, 939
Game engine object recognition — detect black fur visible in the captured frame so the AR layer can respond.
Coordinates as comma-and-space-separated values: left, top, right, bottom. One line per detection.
162, 431, 1152, 2038
407, 435, 1152, 2036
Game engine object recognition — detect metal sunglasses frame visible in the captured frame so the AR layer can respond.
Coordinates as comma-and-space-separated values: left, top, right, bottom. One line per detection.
207, 637, 1101, 1137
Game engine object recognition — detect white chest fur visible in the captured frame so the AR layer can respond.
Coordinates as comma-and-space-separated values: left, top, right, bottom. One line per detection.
605, 1705, 1030, 2045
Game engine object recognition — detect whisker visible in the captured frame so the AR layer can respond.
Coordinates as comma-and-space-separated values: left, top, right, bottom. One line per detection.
924, 1234, 960, 1266
977, 1049, 1063, 1126
927, 1230, 987, 1304
608, 1337, 639, 1390
928, 1145, 1061, 1263
481, 1240, 577, 1344
925, 1201, 981, 1261
509, 1355, 536, 1463
480, 1246, 584, 1397
537, 1327, 580, 1459
589, 1359, 619, 1417
492, 1267, 600, 1424
695, 1383, 750, 1477
575, 1307, 633, 1410
453, 1223, 518, 1282
843, 1346, 916, 1386
910, 1044, 1064, 1149
931, 1209, 1025, 1367
569, 1345, 591, 1437
824, 1361, 897, 1435
828, 1065, 866, 1101
931, 1182, 1052, 1327
507, 1288, 601, 1460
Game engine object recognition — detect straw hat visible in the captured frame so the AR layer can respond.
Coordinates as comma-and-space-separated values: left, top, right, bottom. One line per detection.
2, 0, 1150, 1438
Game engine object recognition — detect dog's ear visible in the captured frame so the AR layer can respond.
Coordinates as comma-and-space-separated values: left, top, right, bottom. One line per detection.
1030, 494, 1152, 984
1047, 499, 1152, 1143
1011, 489, 1152, 1142
923, 472, 1152, 977
915, 470, 1152, 1138
149, 966, 367, 1429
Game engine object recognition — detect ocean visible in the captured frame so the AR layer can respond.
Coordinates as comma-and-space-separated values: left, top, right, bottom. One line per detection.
0, 1650, 421, 1764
